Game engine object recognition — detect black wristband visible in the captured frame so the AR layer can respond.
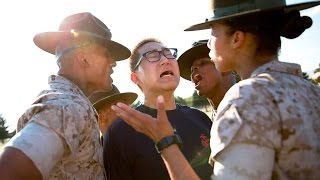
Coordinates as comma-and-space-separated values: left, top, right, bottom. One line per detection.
155, 134, 183, 153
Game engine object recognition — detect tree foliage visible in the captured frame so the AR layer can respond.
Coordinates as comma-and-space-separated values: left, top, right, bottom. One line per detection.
191, 91, 209, 108
0, 114, 16, 143
302, 72, 310, 80
232, 71, 241, 83
303, 71, 318, 85
175, 96, 188, 106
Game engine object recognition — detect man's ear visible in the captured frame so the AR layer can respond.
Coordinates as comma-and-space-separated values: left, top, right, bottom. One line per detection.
131, 72, 139, 85
77, 52, 89, 67
232, 31, 245, 48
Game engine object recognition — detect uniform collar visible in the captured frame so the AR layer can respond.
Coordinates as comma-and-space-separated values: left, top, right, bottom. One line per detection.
250, 59, 303, 78
48, 75, 88, 99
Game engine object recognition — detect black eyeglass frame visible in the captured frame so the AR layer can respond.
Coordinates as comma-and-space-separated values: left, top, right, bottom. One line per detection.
134, 48, 178, 70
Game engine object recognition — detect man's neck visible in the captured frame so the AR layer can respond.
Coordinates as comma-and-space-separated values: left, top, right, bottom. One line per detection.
144, 92, 176, 110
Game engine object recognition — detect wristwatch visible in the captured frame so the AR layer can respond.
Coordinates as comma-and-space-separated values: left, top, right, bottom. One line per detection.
155, 134, 183, 153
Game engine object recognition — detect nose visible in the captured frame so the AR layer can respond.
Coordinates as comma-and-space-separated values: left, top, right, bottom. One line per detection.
191, 65, 199, 73
110, 61, 116, 68
108, 62, 116, 75
190, 66, 198, 77
207, 38, 211, 49
159, 55, 171, 65
108, 54, 116, 65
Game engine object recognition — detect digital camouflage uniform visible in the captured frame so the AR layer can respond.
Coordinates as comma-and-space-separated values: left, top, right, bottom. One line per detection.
17, 75, 105, 179
210, 60, 320, 179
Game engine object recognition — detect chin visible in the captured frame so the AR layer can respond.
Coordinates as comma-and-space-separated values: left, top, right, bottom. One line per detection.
215, 62, 232, 73
162, 83, 178, 91
198, 91, 204, 97
163, 79, 179, 86
198, 89, 209, 98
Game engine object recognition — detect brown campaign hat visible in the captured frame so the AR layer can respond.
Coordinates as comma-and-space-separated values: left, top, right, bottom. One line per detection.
185, 0, 320, 31
89, 84, 138, 110
92, 92, 138, 110
33, 12, 131, 61
177, 40, 209, 81
89, 84, 120, 105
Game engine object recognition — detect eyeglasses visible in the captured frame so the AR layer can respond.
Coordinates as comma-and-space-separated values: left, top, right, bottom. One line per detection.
134, 48, 178, 70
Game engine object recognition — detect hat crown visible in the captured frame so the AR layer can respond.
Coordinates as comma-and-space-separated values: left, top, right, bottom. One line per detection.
211, 0, 286, 18
59, 12, 112, 40
186, 0, 320, 31
192, 40, 208, 47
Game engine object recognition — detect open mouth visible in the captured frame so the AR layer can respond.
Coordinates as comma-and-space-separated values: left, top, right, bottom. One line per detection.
193, 74, 202, 87
160, 70, 174, 78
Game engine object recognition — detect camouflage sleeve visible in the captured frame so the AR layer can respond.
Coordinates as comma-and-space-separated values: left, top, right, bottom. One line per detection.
209, 105, 243, 165
21, 100, 88, 155
209, 79, 281, 165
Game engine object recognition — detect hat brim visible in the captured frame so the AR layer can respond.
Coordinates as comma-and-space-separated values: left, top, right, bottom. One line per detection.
185, 1, 320, 31
33, 31, 131, 61
89, 84, 120, 104
177, 44, 209, 81
93, 92, 138, 110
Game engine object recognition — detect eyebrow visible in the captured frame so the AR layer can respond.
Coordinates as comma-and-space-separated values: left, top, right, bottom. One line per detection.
142, 47, 167, 52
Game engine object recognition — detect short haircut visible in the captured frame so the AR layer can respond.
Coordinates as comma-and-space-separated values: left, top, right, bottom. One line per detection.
129, 38, 162, 72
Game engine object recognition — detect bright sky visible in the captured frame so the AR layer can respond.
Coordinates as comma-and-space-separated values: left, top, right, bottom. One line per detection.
0, 0, 319, 131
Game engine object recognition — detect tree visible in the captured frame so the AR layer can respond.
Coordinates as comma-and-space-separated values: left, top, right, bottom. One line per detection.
0, 114, 16, 143
232, 71, 241, 83
191, 91, 209, 110
175, 96, 188, 106
302, 72, 318, 85
314, 63, 320, 73
302, 72, 310, 80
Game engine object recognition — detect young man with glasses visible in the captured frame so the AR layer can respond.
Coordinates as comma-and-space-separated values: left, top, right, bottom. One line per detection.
103, 38, 213, 180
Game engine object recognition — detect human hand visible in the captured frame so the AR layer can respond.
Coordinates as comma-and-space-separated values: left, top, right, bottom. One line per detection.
111, 95, 174, 143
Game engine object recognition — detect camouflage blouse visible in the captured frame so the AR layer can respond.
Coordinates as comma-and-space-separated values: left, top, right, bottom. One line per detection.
210, 60, 320, 179
17, 75, 105, 179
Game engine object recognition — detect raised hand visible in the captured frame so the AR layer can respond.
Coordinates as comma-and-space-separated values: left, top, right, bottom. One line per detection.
111, 95, 174, 143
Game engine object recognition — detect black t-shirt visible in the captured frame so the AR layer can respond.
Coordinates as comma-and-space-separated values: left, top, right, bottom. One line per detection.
104, 104, 213, 180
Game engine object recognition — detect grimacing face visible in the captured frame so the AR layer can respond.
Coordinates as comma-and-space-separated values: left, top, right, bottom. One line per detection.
133, 42, 180, 93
